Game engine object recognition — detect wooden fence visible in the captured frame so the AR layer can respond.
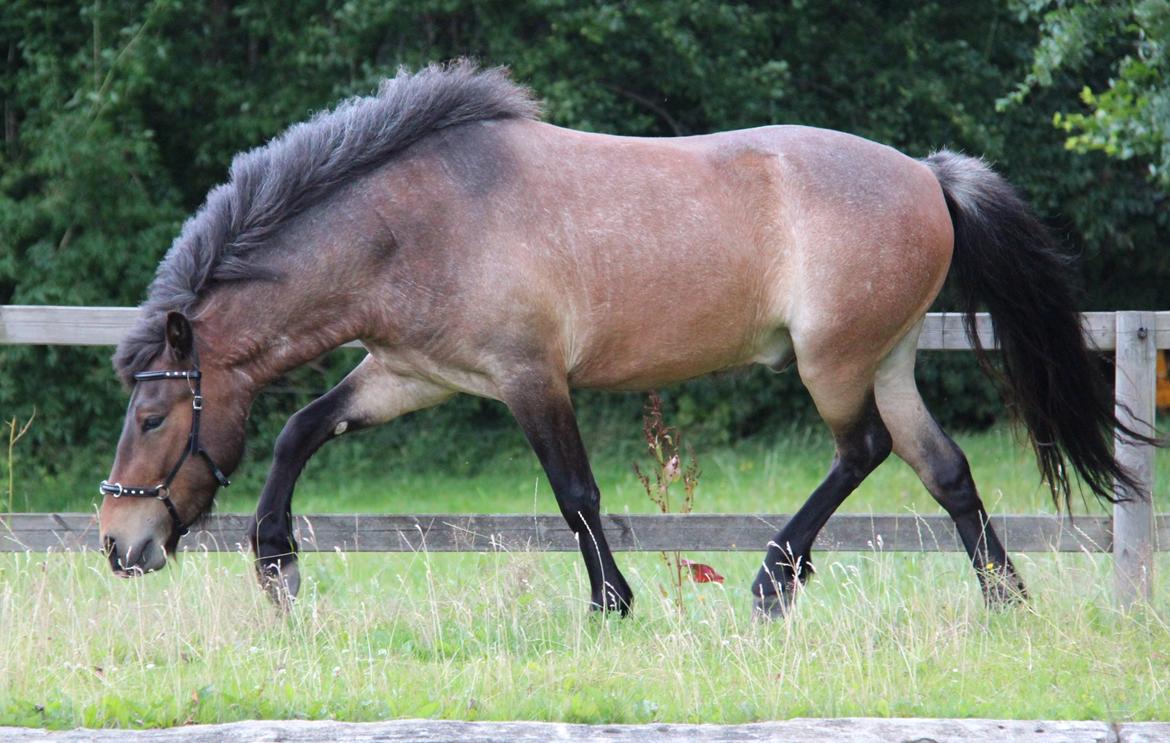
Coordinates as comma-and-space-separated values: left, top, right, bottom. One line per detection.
1, 306, 1165, 605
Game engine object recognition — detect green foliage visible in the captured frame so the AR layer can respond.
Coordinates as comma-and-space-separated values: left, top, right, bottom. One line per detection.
1, 1, 1167, 475
1006, 0, 1170, 187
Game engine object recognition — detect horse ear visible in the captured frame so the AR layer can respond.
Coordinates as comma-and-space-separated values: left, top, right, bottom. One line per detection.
164, 311, 194, 361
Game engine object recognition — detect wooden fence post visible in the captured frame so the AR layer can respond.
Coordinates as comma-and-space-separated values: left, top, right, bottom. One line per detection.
1114, 311, 1157, 607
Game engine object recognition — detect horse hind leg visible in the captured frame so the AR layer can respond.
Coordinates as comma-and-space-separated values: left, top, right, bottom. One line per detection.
874, 329, 1027, 605
752, 364, 893, 619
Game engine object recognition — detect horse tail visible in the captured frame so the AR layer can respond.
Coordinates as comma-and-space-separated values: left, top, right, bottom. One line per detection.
922, 149, 1158, 509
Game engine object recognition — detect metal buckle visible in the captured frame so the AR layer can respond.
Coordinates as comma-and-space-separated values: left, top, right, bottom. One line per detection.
110, 482, 123, 498
155, 485, 169, 501
192, 395, 203, 411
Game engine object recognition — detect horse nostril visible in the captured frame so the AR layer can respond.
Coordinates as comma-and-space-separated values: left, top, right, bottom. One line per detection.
105, 535, 164, 576
104, 536, 125, 574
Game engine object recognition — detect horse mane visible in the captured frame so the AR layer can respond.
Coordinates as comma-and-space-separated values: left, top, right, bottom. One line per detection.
113, 61, 540, 383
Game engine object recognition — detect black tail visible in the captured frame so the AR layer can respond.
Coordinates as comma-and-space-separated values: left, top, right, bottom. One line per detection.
922, 150, 1158, 509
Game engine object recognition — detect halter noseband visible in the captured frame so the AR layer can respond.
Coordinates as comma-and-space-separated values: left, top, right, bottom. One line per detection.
99, 368, 230, 536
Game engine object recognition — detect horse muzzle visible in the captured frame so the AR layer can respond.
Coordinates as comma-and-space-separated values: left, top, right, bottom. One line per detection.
103, 533, 167, 576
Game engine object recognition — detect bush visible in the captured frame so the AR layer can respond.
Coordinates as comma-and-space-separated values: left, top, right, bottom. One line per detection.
2, 1, 1165, 474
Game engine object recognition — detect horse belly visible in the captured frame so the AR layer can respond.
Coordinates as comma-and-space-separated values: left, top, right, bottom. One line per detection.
497, 121, 794, 391
564, 259, 785, 390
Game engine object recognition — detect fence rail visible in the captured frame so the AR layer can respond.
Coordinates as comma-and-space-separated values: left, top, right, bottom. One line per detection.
0, 306, 1164, 605
4, 512, 1169, 555
3, 305, 1169, 351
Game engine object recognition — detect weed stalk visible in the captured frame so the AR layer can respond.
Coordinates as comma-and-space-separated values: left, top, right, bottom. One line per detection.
633, 391, 700, 612
4, 411, 35, 521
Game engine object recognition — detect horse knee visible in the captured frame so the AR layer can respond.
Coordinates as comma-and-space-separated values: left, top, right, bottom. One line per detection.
274, 405, 337, 464
557, 480, 601, 520
549, 471, 603, 530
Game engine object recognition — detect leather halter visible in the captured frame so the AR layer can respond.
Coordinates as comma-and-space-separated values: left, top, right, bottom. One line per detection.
99, 369, 230, 536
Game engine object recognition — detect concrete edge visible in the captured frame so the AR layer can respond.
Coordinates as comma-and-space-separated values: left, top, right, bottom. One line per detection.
1, 718, 1168, 742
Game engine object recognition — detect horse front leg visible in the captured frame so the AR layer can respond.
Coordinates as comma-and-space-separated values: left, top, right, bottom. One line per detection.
504, 377, 633, 614
248, 355, 451, 606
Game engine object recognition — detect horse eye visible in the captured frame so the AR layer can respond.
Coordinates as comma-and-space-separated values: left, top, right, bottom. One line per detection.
142, 415, 165, 433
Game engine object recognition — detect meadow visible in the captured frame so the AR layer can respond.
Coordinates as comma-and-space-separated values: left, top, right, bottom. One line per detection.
1, 423, 1167, 728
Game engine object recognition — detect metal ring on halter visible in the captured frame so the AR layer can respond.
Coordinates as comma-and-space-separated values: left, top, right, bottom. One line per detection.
97, 365, 230, 538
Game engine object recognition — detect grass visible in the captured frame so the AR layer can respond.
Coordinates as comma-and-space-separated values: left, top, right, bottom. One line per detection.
209, 420, 1170, 517
1, 424, 1167, 728
1, 550, 1167, 727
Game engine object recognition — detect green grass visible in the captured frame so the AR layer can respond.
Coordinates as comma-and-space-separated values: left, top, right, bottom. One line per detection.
23, 413, 1168, 518
1, 424, 1167, 728
1, 550, 1167, 727
220, 421, 1168, 516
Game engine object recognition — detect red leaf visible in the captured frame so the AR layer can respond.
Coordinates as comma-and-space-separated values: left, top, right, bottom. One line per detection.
680, 558, 724, 584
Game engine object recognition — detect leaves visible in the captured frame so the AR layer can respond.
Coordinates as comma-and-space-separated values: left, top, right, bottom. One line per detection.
1, 0, 1167, 477
1007, 0, 1170, 188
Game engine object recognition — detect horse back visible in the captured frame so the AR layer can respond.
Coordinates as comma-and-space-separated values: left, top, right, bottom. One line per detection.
365, 120, 952, 395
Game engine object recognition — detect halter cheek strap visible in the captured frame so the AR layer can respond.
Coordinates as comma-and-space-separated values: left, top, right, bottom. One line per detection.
99, 369, 231, 536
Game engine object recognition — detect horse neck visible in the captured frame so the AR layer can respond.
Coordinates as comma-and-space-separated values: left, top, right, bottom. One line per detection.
189, 160, 426, 392
192, 221, 386, 392
191, 282, 360, 393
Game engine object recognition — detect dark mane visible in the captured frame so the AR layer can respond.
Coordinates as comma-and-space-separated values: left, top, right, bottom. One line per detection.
113, 61, 540, 383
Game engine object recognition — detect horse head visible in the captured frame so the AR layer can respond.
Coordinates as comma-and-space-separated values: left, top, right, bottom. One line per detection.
99, 311, 245, 576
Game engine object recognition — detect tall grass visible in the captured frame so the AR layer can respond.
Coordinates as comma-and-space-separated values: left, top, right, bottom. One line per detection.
1, 423, 1166, 727
1, 547, 1167, 728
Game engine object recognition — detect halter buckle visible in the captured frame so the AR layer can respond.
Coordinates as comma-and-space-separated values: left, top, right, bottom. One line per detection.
101, 365, 227, 538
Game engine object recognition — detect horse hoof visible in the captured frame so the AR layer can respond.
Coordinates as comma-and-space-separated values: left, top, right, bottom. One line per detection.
258, 558, 300, 610
589, 587, 633, 617
979, 565, 1028, 609
752, 593, 791, 622
985, 580, 1028, 609
588, 597, 633, 617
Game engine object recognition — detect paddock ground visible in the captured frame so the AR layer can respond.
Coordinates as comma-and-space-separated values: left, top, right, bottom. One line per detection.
3, 718, 1170, 742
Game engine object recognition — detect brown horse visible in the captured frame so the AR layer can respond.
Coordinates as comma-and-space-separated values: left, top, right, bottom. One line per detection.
99, 62, 1151, 617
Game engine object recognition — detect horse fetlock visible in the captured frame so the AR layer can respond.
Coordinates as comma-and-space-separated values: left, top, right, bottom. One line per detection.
247, 512, 299, 557
752, 591, 794, 622
590, 575, 634, 616
255, 552, 301, 609
250, 521, 301, 609
977, 561, 1027, 608
755, 551, 812, 589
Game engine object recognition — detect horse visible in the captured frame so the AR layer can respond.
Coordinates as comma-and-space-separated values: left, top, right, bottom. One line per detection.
99, 62, 1152, 618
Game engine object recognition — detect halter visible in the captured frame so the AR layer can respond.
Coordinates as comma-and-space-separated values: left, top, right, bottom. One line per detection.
99, 369, 231, 536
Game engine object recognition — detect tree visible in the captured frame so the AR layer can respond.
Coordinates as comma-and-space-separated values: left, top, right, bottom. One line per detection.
1, 1, 1166, 483
1005, 0, 1170, 188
